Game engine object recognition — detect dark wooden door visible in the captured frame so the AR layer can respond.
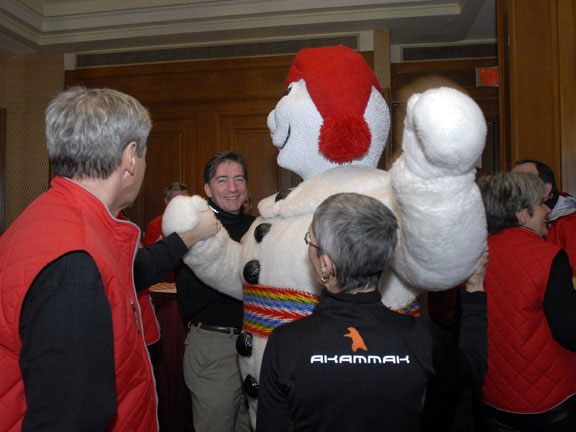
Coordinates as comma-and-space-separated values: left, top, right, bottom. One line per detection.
130, 119, 197, 230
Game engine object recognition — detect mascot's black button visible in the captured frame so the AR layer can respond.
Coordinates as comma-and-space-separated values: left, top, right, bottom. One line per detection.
243, 260, 260, 285
244, 374, 259, 399
254, 223, 271, 243
275, 189, 292, 202
236, 331, 253, 357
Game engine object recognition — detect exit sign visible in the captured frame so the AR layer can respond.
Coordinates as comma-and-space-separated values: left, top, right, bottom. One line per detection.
476, 66, 499, 87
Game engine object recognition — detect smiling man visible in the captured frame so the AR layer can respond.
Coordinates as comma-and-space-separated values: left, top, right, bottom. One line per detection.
204, 153, 248, 215
175, 151, 254, 432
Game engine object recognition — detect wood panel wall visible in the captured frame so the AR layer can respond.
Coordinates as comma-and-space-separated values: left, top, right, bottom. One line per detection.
498, 0, 576, 194
66, 55, 302, 229
66, 53, 375, 230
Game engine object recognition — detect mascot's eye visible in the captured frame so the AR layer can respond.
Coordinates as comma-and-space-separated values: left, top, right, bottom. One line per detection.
283, 87, 292, 97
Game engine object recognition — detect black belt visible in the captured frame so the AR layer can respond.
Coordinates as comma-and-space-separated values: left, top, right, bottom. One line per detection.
190, 321, 241, 335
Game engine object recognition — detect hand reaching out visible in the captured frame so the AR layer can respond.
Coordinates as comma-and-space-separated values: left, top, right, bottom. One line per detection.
178, 210, 220, 248
466, 250, 489, 293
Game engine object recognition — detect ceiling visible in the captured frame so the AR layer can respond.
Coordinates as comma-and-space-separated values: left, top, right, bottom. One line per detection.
0, 0, 496, 56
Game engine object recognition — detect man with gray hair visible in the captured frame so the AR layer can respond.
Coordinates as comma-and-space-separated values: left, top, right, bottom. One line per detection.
0, 87, 217, 431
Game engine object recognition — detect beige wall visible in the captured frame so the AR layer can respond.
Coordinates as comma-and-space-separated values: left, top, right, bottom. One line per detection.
0, 53, 64, 228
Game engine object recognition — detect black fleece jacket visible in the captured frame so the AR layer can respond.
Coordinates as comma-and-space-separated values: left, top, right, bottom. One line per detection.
257, 289, 488, 432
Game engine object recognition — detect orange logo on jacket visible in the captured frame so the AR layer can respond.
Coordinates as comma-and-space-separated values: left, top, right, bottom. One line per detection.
344, 327, 367, 352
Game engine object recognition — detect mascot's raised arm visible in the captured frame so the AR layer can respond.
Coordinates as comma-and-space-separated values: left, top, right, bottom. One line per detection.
162, 45, 487, 426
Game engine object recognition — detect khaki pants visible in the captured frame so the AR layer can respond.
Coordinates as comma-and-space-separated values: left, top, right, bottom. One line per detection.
183, 325, 251, 432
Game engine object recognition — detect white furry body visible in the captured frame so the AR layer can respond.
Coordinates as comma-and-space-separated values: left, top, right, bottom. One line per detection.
162, 86, 488, 427
164, 162, 486, 422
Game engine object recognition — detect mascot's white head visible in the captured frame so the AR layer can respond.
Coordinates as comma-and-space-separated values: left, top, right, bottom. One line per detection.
267, 46, 390, 180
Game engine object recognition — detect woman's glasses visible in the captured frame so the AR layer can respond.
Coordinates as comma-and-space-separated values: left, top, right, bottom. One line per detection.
304, 231, 322, 252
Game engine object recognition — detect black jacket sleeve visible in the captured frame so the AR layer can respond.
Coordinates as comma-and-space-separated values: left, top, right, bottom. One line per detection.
543, 249, 576, 351
19, 251, 116, 431
431, 291, 488, 390
256, 331, 293, 432
134, 232, 188, 291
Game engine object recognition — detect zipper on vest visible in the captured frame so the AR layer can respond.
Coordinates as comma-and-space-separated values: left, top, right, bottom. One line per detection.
130, 299, 141, 334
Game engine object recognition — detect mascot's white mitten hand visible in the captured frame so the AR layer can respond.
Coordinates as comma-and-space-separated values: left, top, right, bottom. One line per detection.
402, 87, 486, 178
162, 195, 208, 236
161, 195, 243, 300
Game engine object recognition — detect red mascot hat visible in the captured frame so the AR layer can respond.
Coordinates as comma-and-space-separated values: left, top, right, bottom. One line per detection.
286, 45, 381, 164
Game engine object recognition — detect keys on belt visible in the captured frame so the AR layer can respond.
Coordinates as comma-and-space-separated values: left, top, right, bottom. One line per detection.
190, 321, 241, 335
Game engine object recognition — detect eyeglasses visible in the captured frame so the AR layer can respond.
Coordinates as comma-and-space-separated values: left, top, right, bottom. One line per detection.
304, 231, 322, 252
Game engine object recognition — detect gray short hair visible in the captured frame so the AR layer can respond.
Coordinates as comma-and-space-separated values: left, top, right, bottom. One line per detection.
46, 87, 152, 179
164, 182, 188, 199
478, 172, 546, 235
312, 193, 398, 293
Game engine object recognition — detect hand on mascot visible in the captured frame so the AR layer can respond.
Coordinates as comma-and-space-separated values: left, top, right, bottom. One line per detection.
466, 250, 489, 293
178, 210, 220, 248
162, 195, 220, 248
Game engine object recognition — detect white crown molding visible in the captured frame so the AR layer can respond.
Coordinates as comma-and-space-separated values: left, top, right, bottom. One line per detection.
40, 3, 461, 34
14, 0, 44, 16
37, 0, 437, 18
0, 0, 494, 55
37, 4, 460, 47
43, 0, 228, 17
1, 0, 44, 30
0, 26, 39, 53
0, 13, 40, 44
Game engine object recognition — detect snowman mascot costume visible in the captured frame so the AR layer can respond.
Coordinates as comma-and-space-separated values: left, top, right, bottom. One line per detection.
163, 46, 487, 426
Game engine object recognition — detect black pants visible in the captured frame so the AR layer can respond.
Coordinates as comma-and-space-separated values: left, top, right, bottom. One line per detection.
474, 394, 576, 432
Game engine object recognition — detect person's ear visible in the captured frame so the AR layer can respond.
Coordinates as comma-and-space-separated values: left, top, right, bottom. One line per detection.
204, 183, 213, 199
122, 142, 138, 175
320, 254, 334, 279
544, 183, 553, 200
515, 209, 528, 225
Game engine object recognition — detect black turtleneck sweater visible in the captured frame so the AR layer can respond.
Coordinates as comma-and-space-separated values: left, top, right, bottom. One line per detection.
175, 200, 254, 328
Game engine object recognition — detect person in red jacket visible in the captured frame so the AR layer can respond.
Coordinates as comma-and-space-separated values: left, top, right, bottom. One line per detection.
144, 182, 189, 246
476, 172, 576, 431
0, 87, 218, 431
513, 159, 576, 274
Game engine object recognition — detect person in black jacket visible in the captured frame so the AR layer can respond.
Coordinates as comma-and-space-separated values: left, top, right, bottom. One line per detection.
257, 192, 488, 432
176, 151, 254, 432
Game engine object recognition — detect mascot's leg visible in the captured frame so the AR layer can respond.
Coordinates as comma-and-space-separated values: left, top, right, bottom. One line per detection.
237, 336, 268, 429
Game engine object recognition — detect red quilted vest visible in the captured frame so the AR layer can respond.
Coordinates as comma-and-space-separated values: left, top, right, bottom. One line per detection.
143, 214, 175, 283
117, 211, 161, 345
0, 177, 158, 431
481, 227, 576, 413
547, 211, 576, 275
